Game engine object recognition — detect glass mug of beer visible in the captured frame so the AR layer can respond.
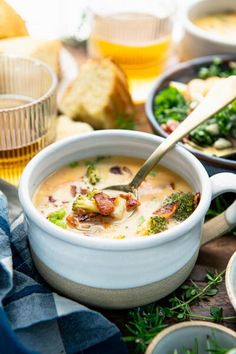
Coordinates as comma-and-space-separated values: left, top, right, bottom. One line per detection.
87, 0, 175, 103
0, 55, 57, 185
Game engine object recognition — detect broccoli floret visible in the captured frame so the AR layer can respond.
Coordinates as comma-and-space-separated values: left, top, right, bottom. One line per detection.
163, 192, 195, 221
72, 194, 99, 213
138, 216, 168, 236
85, 162, 100, 185
48, 208, 67, 229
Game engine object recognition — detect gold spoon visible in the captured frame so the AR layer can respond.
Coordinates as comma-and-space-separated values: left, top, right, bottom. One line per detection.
105, 75, 236, 194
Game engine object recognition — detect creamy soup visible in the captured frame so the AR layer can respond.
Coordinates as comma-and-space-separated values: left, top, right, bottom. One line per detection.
34, 156, 199, 239
193, 12, 236, 42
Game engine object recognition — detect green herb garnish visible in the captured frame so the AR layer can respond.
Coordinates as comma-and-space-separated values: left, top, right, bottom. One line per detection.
138, 215, 145, 226
116, 113, 136, 130
48, 208, 67, 229
189, 101, 236, 146
124, 270, 236, 353
153, 58, 236, 147
85, 161, 100, 185
163, 192, 195, 222
153, 86, 189, 124
148, 171, 157, 177
147, 216, 168, 234
95, 156, 109, 163
198, 57, 236, 79
69, 161, 79, 168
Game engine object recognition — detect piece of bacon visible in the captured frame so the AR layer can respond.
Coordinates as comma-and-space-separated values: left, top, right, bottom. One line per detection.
110, 166, 122, 175
66, 214, 78, 227
70, 185, 77, 197
194, 192, 200, 209
94, 192, 115, 216
48, 195, 56, 203
161, 120, 180, 134
67, 209, 100, 224
122, 166, 132, 176
78, 213, 101, 222
154, 202, 179, 219
120, 193, 140, 211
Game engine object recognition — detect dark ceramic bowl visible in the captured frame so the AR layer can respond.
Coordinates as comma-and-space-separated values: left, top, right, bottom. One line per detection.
145, 54, 236, 175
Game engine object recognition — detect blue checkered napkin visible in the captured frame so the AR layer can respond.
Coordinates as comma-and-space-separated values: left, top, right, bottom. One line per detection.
0, 191, 128, 354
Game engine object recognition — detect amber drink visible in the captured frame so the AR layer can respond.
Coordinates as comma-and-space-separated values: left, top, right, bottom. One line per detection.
0, 56, 57, 185
88, 1, 175, 102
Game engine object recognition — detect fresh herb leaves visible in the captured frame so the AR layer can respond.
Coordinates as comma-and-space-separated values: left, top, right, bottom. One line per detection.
123, 305, 167, 353
153, 86, 189, 124
116, 113, 136, 130
153, 58, 236, 146
189, 101, 236, 146
69, 161, 79, 168
85, 161, 100, 185
163, 192, 196, 222
124, 270, 236, 353
198, 57, 236, 79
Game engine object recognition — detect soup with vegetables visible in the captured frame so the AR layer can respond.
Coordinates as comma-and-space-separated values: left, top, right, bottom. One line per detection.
34, 156, 200, 239
193, 12, 236, 42
153, 58, 236, 154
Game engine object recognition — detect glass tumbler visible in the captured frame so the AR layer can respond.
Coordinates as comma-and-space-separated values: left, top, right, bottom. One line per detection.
87, 0, 175, 103
0, 55, 57, 185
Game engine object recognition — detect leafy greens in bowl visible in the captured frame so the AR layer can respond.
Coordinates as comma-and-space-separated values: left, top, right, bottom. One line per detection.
146, 55, 236, 171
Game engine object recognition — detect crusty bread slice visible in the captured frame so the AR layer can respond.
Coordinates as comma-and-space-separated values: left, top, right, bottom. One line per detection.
59, 58, 135, 129
0, 0, 28, 39
0, 37, 61, 77
56, 115, 93, 141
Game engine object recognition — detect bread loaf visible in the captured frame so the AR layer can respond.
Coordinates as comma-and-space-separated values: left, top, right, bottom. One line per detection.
0, 37, 61, 77
59, 59, 135, 129
56, 115, 93, 141
0, 0, 28, 39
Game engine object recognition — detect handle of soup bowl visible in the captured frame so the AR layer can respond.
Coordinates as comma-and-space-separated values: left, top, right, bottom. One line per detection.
201, 173, 236, 246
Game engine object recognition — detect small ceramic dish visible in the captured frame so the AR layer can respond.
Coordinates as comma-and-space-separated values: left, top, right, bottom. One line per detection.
18, 131, 236, 309
179, 0, 236, 61
145, 54, 236, 174
146, 321, 236, 354
226, 251, 236, 312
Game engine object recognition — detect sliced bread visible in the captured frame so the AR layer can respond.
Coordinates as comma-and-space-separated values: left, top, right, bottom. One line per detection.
59, 58, 135, 129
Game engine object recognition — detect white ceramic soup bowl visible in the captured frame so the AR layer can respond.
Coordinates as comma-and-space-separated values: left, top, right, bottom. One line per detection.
18, 130, 236, 309
179, 0, 236, 61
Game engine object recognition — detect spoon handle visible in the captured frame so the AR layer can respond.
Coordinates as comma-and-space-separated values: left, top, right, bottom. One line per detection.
130, 75, 236, 190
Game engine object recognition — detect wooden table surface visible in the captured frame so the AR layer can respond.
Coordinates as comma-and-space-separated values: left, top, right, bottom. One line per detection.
65, 44, 236, 352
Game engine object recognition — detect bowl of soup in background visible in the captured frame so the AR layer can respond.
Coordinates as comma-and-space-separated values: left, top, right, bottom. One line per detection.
179, 0, 236, 61
18, 130, 236, 309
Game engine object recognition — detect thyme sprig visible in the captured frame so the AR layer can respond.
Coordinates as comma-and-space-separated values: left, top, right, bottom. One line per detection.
124, 270, 236, 353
